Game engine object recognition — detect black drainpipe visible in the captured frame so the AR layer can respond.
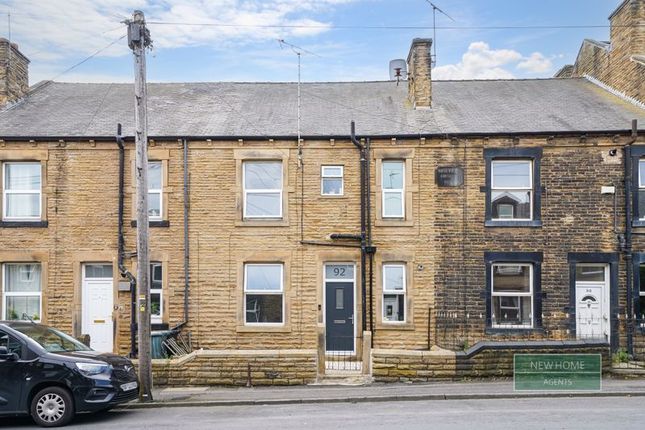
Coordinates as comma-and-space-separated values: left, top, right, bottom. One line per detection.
116, 124, 137, 358
365, 137, 375, 344
172, 138, 191, 330
351, 122, 368, 334
625, 119, 638, 356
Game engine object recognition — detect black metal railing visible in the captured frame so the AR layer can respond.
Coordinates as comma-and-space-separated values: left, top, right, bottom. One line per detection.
429, 307, 645, 368
325, 334, 362, 372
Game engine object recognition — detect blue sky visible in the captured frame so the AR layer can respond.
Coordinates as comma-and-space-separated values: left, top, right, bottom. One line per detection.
0, 0, 622, 83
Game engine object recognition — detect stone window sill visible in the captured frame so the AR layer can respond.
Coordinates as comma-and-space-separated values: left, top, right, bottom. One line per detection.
376, 322, 415, 331
236, 325, 292, 333
0, 221, 48, 228
375, 219, 414, 227
131, 220, 170, 228
484, 220, 542, 228
235, 219, 290, 228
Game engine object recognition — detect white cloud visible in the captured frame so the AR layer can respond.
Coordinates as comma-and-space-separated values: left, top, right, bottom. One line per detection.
433, 41, 552, 80
1, 0, 360, 82
517, 52, 553, 73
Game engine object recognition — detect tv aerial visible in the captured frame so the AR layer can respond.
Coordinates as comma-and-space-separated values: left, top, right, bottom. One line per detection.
425, 1, 455, 66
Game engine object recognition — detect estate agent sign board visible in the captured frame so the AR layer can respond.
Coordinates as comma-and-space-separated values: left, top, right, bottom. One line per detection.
514, 354, 602, 391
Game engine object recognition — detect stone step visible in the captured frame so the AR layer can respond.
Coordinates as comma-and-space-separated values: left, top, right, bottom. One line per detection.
312, 373, 373, 386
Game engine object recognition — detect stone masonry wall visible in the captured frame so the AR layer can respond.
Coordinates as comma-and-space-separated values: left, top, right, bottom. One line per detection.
142, 349, 318, 386
1, 131, 645, 364
373, 343, 611, 382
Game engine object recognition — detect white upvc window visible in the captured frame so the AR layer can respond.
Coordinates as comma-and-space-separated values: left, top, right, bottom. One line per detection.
148, 161, 162, 221
382, 264, 406, 323
2, 162, 42, 221
150, 263, 163, 324
2, 263, 42, 322
321, 165, 344, 196
244, 263, 284, 325
382, 160, 405, 218
491, 159, 532, 221
491, 263, 533, 328
243, 161, 283, 219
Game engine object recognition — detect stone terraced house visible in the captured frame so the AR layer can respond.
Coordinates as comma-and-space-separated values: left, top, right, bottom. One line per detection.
0, 0, 644, 385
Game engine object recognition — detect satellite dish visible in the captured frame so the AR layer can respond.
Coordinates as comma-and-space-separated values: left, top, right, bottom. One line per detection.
389, 59, 407, 81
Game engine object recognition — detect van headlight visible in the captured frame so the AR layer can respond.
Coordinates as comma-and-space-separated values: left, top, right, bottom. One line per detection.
75, 362, 111, 376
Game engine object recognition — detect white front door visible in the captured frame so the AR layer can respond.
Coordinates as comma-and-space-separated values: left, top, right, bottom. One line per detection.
82, 264, 114, 352
575, 264, 609, 342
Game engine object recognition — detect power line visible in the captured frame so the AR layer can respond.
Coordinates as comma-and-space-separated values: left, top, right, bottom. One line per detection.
47, 34, 126, 82
147, 21, 643, 30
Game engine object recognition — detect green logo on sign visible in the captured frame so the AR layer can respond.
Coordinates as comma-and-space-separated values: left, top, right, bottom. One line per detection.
514, 354, 602, 391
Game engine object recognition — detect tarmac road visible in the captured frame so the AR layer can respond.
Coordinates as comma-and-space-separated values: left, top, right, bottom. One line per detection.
2, 396, 644, 429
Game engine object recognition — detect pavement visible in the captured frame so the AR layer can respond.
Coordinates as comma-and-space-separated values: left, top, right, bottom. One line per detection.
119, 377, 645, 409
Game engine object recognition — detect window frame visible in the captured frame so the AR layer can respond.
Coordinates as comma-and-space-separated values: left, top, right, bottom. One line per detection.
150, 262, 163, 325
242, 160, 284, 219
490, 159, 533, 222
2, 162, 42, 222
381, 160, 405, 219
484, 252, 542, 332
382, 263, 407, 324
243, 263, 285, 326
632, 148, 645, 226
147, 161, 163, 222
483, 148, 542, 228
490, 263, 533, 329
320, 165, 344, 196
2, 262, 42, 322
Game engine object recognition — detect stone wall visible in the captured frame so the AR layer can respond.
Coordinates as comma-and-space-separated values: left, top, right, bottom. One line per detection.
141, 349, 318, 386
1, 131, 644, 360
372, 342, 611, 382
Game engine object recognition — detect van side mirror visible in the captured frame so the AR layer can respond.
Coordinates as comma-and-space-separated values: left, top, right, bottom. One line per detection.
0, 346, 19, 361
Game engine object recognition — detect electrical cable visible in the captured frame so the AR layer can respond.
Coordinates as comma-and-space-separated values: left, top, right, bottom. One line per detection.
47, 34, 127, 82
147, 21, 644, 30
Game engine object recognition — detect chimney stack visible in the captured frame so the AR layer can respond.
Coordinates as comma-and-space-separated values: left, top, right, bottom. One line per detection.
407, 38, 433, 109
0, 38, 30, 108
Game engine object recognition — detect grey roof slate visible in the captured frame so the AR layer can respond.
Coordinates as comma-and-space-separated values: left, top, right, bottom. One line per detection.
0, 78, 643, 138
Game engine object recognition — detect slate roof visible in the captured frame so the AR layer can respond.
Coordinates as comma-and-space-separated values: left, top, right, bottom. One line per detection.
0, 78, 643, 138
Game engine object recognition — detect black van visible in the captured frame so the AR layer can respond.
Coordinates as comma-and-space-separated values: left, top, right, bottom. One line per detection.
0, 321, 138, 427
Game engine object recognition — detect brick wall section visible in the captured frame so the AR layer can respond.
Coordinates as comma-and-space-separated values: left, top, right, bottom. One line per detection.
372, 343, 611, 382
0, 38, 29, 107
136, 350, 318, 386
571, 0, 645, 103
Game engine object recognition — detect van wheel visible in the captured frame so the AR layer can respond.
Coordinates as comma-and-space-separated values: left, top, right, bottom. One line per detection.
30, 387, 74, 427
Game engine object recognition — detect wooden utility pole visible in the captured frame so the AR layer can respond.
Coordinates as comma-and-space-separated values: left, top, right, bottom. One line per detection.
126, 9, 153, 402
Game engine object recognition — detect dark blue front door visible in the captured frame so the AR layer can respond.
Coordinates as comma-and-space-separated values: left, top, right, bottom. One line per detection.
325, 281, 354, 352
